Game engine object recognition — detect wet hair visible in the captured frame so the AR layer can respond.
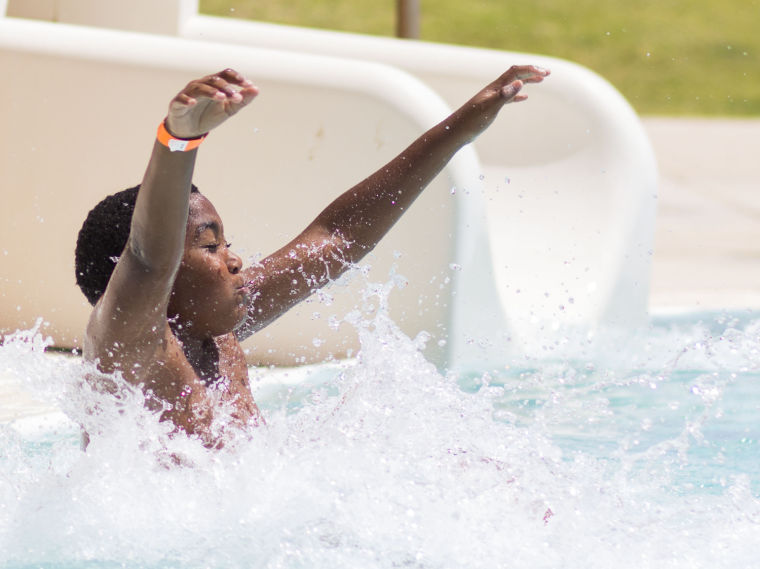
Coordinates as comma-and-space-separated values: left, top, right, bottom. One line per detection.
75, 184, 199, 305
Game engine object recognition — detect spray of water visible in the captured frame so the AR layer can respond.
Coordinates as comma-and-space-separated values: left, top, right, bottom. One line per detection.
0, 279, 759, 568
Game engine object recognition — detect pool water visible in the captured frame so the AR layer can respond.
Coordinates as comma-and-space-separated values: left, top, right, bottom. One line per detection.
1, 294, 758, 568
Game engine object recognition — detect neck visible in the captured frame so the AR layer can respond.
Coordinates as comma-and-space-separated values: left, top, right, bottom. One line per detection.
171, 322, 220, 384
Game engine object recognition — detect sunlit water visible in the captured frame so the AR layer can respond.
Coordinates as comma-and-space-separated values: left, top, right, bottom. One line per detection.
1, 279, 759, 568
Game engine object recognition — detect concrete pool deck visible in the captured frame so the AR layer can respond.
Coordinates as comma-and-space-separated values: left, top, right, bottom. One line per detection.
643, 117, 760, 312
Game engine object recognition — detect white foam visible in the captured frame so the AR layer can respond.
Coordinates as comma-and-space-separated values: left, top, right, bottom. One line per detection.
1, 292, 759, 568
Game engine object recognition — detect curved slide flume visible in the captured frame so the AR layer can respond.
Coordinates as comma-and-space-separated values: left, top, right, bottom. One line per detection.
0, 1, 657, 370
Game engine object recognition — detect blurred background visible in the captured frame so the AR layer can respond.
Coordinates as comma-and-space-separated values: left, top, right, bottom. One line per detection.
200, 0, 759, 117
199, 0, 760, 311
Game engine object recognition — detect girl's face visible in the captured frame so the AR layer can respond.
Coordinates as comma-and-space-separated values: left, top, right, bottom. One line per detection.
168, 193, 249, 338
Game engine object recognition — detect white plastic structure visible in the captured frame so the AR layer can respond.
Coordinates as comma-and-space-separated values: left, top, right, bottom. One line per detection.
0, 3, 657, 370
181, 13, 660, 364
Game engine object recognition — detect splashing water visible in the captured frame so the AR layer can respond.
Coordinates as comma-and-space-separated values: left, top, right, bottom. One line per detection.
1, 281, 759, 568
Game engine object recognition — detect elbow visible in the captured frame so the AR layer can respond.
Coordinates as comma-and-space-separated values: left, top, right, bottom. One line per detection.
314, 224, 371, 267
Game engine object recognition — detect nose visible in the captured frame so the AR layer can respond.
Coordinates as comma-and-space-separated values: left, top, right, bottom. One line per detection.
226, 248, 243, 275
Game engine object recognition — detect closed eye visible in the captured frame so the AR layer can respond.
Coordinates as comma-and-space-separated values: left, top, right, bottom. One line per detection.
202, 242, 231, 253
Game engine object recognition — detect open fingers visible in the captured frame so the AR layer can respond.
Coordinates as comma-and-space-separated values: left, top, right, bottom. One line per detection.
492, 65, 549, 104
521, 66, 550, 83
500, 65, 550, 85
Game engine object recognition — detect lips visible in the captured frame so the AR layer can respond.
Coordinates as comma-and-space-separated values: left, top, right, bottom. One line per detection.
236, 282, 252, 305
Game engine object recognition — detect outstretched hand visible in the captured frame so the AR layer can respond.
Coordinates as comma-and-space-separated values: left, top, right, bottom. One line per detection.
165, 68, 259, 139
490, 64, 550, 104
455, 65, 550, 142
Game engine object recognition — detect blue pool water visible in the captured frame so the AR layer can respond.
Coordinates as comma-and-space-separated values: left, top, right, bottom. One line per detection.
0, 299, 758, 568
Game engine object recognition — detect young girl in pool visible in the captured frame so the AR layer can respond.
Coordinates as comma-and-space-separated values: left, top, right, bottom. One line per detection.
75, 66, 549, 448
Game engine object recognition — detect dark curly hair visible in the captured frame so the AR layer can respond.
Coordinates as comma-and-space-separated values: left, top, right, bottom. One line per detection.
75, 184, 199, 305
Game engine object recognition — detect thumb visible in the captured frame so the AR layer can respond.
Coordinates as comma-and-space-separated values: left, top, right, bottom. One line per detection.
500, 80, 524, 102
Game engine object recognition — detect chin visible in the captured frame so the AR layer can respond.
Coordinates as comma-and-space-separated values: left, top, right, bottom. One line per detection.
198, 309, 246, 338
230, 305, 248, 332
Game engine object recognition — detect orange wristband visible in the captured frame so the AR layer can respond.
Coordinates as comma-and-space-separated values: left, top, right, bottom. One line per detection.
156, 120, 207, 152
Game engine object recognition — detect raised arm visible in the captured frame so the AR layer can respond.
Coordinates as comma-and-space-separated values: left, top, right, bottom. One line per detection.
86, 69, 258, 377
238, 65, 549, 338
